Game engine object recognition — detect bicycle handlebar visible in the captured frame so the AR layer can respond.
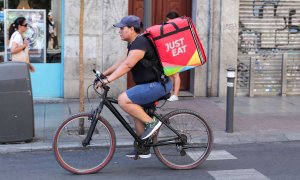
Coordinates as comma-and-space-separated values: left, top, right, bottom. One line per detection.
92, 69, 110, 95
93, 69, 106, 84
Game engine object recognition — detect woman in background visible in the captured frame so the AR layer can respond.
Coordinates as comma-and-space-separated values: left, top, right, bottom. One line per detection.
8, 16, 34, 72
166, 11, 180, 101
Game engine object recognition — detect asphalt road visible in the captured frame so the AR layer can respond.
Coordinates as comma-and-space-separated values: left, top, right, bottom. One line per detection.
0, 141, 300, 180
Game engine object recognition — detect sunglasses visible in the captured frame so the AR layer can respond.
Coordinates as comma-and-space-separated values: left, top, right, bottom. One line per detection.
20, 23, 28, 27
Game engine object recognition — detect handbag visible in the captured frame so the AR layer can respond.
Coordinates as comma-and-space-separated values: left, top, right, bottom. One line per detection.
11, 47, 35, 72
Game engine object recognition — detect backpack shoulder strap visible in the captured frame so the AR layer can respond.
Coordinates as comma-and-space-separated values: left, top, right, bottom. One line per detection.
142, 34, 168, 91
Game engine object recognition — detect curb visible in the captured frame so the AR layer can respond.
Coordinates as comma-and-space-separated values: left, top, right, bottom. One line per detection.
1, 132, 300, 154
213, 131, 300, 145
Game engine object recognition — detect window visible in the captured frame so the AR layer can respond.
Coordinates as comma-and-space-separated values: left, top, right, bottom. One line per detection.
1, 0, 61, 63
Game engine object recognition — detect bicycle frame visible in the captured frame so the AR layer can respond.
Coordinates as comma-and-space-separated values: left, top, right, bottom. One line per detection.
104, 98, 185, 147
84, 83, 184, 147
104, 97, 142, 143
54, 72, 213, 173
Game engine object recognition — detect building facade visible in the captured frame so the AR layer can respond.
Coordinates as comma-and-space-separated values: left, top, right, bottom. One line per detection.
1, 0, 299, 98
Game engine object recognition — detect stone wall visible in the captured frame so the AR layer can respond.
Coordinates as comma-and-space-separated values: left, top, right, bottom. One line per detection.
63, 0, 240, 98
64, 0, 128, 98
192, 0, 209, 96
218, 0, 239, 96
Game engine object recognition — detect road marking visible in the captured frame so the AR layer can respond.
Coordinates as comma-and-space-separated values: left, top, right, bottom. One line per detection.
207, 150, 237, 160
208, 169, 270, 180
187, 150, 237, 161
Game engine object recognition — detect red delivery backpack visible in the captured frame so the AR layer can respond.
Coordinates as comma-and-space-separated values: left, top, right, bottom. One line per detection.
144, 16, 206, 76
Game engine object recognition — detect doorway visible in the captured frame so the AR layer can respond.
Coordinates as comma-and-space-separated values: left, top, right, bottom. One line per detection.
128, 0, 192, 92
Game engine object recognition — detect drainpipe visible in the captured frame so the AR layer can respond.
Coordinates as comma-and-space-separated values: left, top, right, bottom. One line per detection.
206, 0, 213, 97
143, 0, 152, 28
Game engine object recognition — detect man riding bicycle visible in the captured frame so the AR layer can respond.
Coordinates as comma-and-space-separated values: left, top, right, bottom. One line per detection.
99, 15, 172, 158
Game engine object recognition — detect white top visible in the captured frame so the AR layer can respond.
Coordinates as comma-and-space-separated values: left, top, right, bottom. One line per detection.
9, 31, 23, 49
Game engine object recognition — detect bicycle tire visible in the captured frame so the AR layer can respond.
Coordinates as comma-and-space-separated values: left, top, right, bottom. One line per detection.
53, 113, 116, 174
153, 109, 213, 170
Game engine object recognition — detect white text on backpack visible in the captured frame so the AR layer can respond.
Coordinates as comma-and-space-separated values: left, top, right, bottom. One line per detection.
165, 38, 187, 57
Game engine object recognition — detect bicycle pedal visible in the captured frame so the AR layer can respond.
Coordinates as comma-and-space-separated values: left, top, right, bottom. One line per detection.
180, 149, 186, 156
131, 155, 140, 160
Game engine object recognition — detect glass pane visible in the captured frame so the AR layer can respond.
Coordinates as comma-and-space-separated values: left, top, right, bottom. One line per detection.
46, 8, 61, 63
5, 10, 46, 63
5, 0, 61, 63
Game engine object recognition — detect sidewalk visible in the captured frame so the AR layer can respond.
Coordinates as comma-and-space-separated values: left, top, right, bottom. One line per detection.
1, 96, 300, 153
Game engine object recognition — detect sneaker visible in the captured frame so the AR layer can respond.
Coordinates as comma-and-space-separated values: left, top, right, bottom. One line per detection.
125, 148, 151, 159
141, 117, 162, 140
167, 95, 179, 101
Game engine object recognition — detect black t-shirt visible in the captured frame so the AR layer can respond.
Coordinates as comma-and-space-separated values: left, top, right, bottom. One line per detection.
128, 35, 162, 84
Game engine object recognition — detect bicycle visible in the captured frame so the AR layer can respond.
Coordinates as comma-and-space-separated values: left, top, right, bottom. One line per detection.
53, 70, 213, 174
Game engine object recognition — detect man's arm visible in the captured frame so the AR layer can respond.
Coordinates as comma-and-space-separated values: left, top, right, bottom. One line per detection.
102, 56, 126, 76
105, 49, 145, 83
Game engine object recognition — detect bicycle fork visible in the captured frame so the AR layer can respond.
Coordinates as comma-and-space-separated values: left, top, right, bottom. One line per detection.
82, 116, 98, 147
82, 104, 104, 146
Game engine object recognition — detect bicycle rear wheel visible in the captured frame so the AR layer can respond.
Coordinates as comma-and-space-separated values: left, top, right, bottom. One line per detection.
53, 113, 116, 174
153, 109, 213, 169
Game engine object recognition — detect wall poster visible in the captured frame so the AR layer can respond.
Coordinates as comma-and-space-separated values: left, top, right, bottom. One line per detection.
4, 9, 46, 63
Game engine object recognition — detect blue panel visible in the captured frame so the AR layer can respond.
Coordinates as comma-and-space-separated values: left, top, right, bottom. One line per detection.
30, 0, 65, 98
31, 63, 63, 98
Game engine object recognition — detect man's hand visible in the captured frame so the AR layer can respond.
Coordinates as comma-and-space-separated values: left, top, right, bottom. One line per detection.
95, 78, 110, 89
95, 81, 103, 89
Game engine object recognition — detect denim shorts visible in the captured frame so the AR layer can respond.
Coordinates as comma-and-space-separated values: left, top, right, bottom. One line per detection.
126, 79, 172, 105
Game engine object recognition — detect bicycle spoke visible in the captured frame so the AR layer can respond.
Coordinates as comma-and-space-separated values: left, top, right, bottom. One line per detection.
53, 113, 116, 174
153, 110, 213, 170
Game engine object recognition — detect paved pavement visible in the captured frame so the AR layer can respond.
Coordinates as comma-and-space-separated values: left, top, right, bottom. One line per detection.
1, 96, 300, 153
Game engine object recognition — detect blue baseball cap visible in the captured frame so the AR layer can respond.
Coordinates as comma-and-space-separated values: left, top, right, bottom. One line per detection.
113, 15, 141, 28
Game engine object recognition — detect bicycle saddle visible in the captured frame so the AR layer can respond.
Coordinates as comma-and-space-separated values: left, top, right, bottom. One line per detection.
142, 93, 171, 109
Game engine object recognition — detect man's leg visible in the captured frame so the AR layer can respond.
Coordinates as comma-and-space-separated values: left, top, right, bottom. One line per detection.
133, 117, 145, 136
119, 93, 153, 158
118, 92, 161, 140
118, 92, 153, 123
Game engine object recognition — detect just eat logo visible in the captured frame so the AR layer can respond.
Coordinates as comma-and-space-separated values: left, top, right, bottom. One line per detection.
165, 38, 187, 57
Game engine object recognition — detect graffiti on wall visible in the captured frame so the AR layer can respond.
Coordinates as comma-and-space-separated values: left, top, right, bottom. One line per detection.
240, 0, 300, 53
237, 62, 250, 88
253, 0, 280, 18
237, 0, 300, 91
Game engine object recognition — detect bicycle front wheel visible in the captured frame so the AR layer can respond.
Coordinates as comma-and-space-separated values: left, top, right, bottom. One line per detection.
153, 109, 213, 170
53, 113, 116, 174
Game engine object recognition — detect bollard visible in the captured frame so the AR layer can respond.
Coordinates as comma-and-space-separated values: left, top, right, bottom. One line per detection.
226, 68, 236, 133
